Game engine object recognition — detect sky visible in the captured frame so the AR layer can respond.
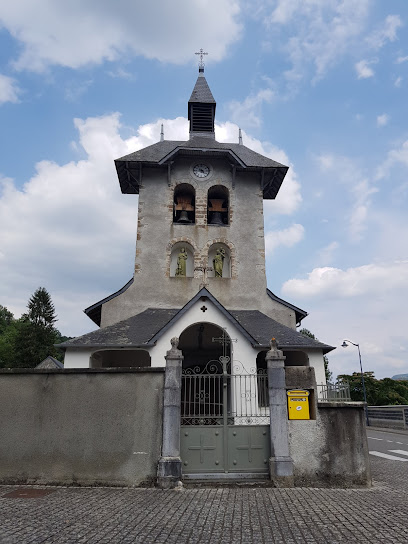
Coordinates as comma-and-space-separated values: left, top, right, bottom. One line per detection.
1, 0, 408, 379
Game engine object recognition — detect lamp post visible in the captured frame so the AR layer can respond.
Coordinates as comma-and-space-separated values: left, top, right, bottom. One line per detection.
341, 340, 369, 426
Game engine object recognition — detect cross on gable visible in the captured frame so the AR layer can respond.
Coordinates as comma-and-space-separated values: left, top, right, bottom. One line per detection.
200, 305, 207, 312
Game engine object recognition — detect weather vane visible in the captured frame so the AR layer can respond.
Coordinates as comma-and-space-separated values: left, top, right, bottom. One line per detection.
195, 48, 208, 69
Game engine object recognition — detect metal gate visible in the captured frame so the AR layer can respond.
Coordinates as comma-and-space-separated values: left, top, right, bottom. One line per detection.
180, 358, 270, 477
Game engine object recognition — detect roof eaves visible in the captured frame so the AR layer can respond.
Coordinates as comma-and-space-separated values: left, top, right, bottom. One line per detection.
257, 342, 335, 354
157, 146, 246, 168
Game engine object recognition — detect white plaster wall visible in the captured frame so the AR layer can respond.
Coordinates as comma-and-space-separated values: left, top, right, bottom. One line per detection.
307, 350, 327, 394
150, 298, 256, 369
64, 349, 94, 369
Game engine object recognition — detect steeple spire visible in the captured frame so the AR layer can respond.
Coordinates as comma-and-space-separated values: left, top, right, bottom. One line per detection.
189, 50, 216, 139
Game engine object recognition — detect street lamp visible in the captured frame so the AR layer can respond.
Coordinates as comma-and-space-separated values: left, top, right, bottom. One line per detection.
342, 340, 369, 426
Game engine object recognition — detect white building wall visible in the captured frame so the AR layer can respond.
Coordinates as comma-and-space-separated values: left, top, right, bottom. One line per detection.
64, 349, 94, 369
150, 298, 256, 371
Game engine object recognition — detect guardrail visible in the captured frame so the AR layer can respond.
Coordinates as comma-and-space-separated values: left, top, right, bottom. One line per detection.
367, 405, 408, 430
317, 383, 351, 402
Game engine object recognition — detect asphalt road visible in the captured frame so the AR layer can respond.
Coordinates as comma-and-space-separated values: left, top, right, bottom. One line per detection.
367, 428, 408, 462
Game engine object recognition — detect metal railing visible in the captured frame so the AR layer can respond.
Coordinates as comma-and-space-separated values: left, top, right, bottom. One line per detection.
317, 382, 351, 402
181, 371, 270, 426
367, 405, 408, 430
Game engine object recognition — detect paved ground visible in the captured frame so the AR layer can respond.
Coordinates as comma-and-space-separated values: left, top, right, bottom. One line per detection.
1, 429, 407, 544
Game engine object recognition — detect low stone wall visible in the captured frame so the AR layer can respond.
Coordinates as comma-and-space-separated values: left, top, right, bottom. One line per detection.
0, 368, 164, 487
289, 402, 371, 487
367, 405, 408, 430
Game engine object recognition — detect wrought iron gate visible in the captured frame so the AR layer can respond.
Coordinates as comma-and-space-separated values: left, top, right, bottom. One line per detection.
180, 358, 270, 476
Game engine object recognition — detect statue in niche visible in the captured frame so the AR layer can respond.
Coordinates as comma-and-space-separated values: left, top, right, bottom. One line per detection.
213, 248, 225, 278
175, 247, 188, 277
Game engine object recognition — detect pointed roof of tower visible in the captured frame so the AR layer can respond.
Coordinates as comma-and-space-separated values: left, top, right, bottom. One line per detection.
188, 72, 216, 104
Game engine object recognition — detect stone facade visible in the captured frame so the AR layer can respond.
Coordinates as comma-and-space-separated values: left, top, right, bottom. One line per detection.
102, 158, 296, 329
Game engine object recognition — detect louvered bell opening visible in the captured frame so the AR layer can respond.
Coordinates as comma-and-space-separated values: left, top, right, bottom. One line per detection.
191, 104, 214, 132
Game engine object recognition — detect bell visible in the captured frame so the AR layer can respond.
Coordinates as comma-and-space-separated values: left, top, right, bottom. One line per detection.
178, 210, 191, 223
209, 211, 224, 226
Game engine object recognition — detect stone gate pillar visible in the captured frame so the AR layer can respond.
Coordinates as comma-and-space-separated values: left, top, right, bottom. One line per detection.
157, 337, 183, 489
267, 337, 294, 487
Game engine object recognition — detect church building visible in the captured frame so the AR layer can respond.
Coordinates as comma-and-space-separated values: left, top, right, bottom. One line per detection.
59, 61, 369, 487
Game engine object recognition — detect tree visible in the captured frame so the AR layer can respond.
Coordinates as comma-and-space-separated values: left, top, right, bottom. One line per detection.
0, 305, 14, 334
299, 328, 333, 382
0, 307, 19, 368
27, 287, 57, 328
338, 372, 408, 405
0, 288, 68, 368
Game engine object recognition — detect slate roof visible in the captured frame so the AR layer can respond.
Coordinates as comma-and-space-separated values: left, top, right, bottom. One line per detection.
115, 137, 288, 199
230, 310, 333, 352
189, 73, 215, 103
60, 289, 334, 354
58, 309, 179, 349
35, 356, 64, 369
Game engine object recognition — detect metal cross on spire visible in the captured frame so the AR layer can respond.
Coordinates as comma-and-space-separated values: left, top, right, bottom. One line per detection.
195, 48, 208, 70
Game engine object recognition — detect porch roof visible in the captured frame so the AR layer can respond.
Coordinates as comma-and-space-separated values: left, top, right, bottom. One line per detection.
58, 288, 334, 354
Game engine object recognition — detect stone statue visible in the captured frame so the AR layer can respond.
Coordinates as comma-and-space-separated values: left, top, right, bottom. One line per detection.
175, 247, 188, 277
213, 248, 225, 278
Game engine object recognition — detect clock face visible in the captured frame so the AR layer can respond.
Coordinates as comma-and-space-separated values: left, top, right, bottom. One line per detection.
193, 163, 210, 178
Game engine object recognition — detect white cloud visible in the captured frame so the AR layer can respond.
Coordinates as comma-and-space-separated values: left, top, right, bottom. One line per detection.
64, 79, 93, 102
355, 59, 377, 79
376, 140, 408, 180
282, 261, 408, 299
256, 0, 371, 82
0, 1, 241, 72
316, 241, 339, 266
376, 113, 389, 127
265, 224, 305, 256
396, 55, 408, 64
394, 76, 403, 87
366, 14, 403, 49
316, 153, 377, 241
0, 73, 21, 104
226, 88, 274, 129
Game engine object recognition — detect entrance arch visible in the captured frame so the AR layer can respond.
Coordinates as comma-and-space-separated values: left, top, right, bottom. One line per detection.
179, 322, 231, 372
179, 322, 270, 479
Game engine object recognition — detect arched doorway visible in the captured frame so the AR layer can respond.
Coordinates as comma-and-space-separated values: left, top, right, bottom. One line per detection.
179, 323, 270, 478
179, 322, 231, 373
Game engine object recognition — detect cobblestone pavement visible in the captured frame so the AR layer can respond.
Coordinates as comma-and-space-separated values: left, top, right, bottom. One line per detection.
1, 455, 407, 543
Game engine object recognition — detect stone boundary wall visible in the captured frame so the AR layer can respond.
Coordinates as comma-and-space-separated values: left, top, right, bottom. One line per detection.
289, 402, 371, 487
0, 368, 165, 487
367, 405, 408, 430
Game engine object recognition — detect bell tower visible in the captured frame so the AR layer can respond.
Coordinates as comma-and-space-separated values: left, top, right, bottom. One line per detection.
188, 49, 216, 138
85, 64, 301, 331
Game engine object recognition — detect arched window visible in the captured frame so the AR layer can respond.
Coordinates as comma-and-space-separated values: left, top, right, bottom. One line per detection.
170, 242, 194, 277
174, 184, 195, 224
207, 185, 229, 226
207, 243, 231, 278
